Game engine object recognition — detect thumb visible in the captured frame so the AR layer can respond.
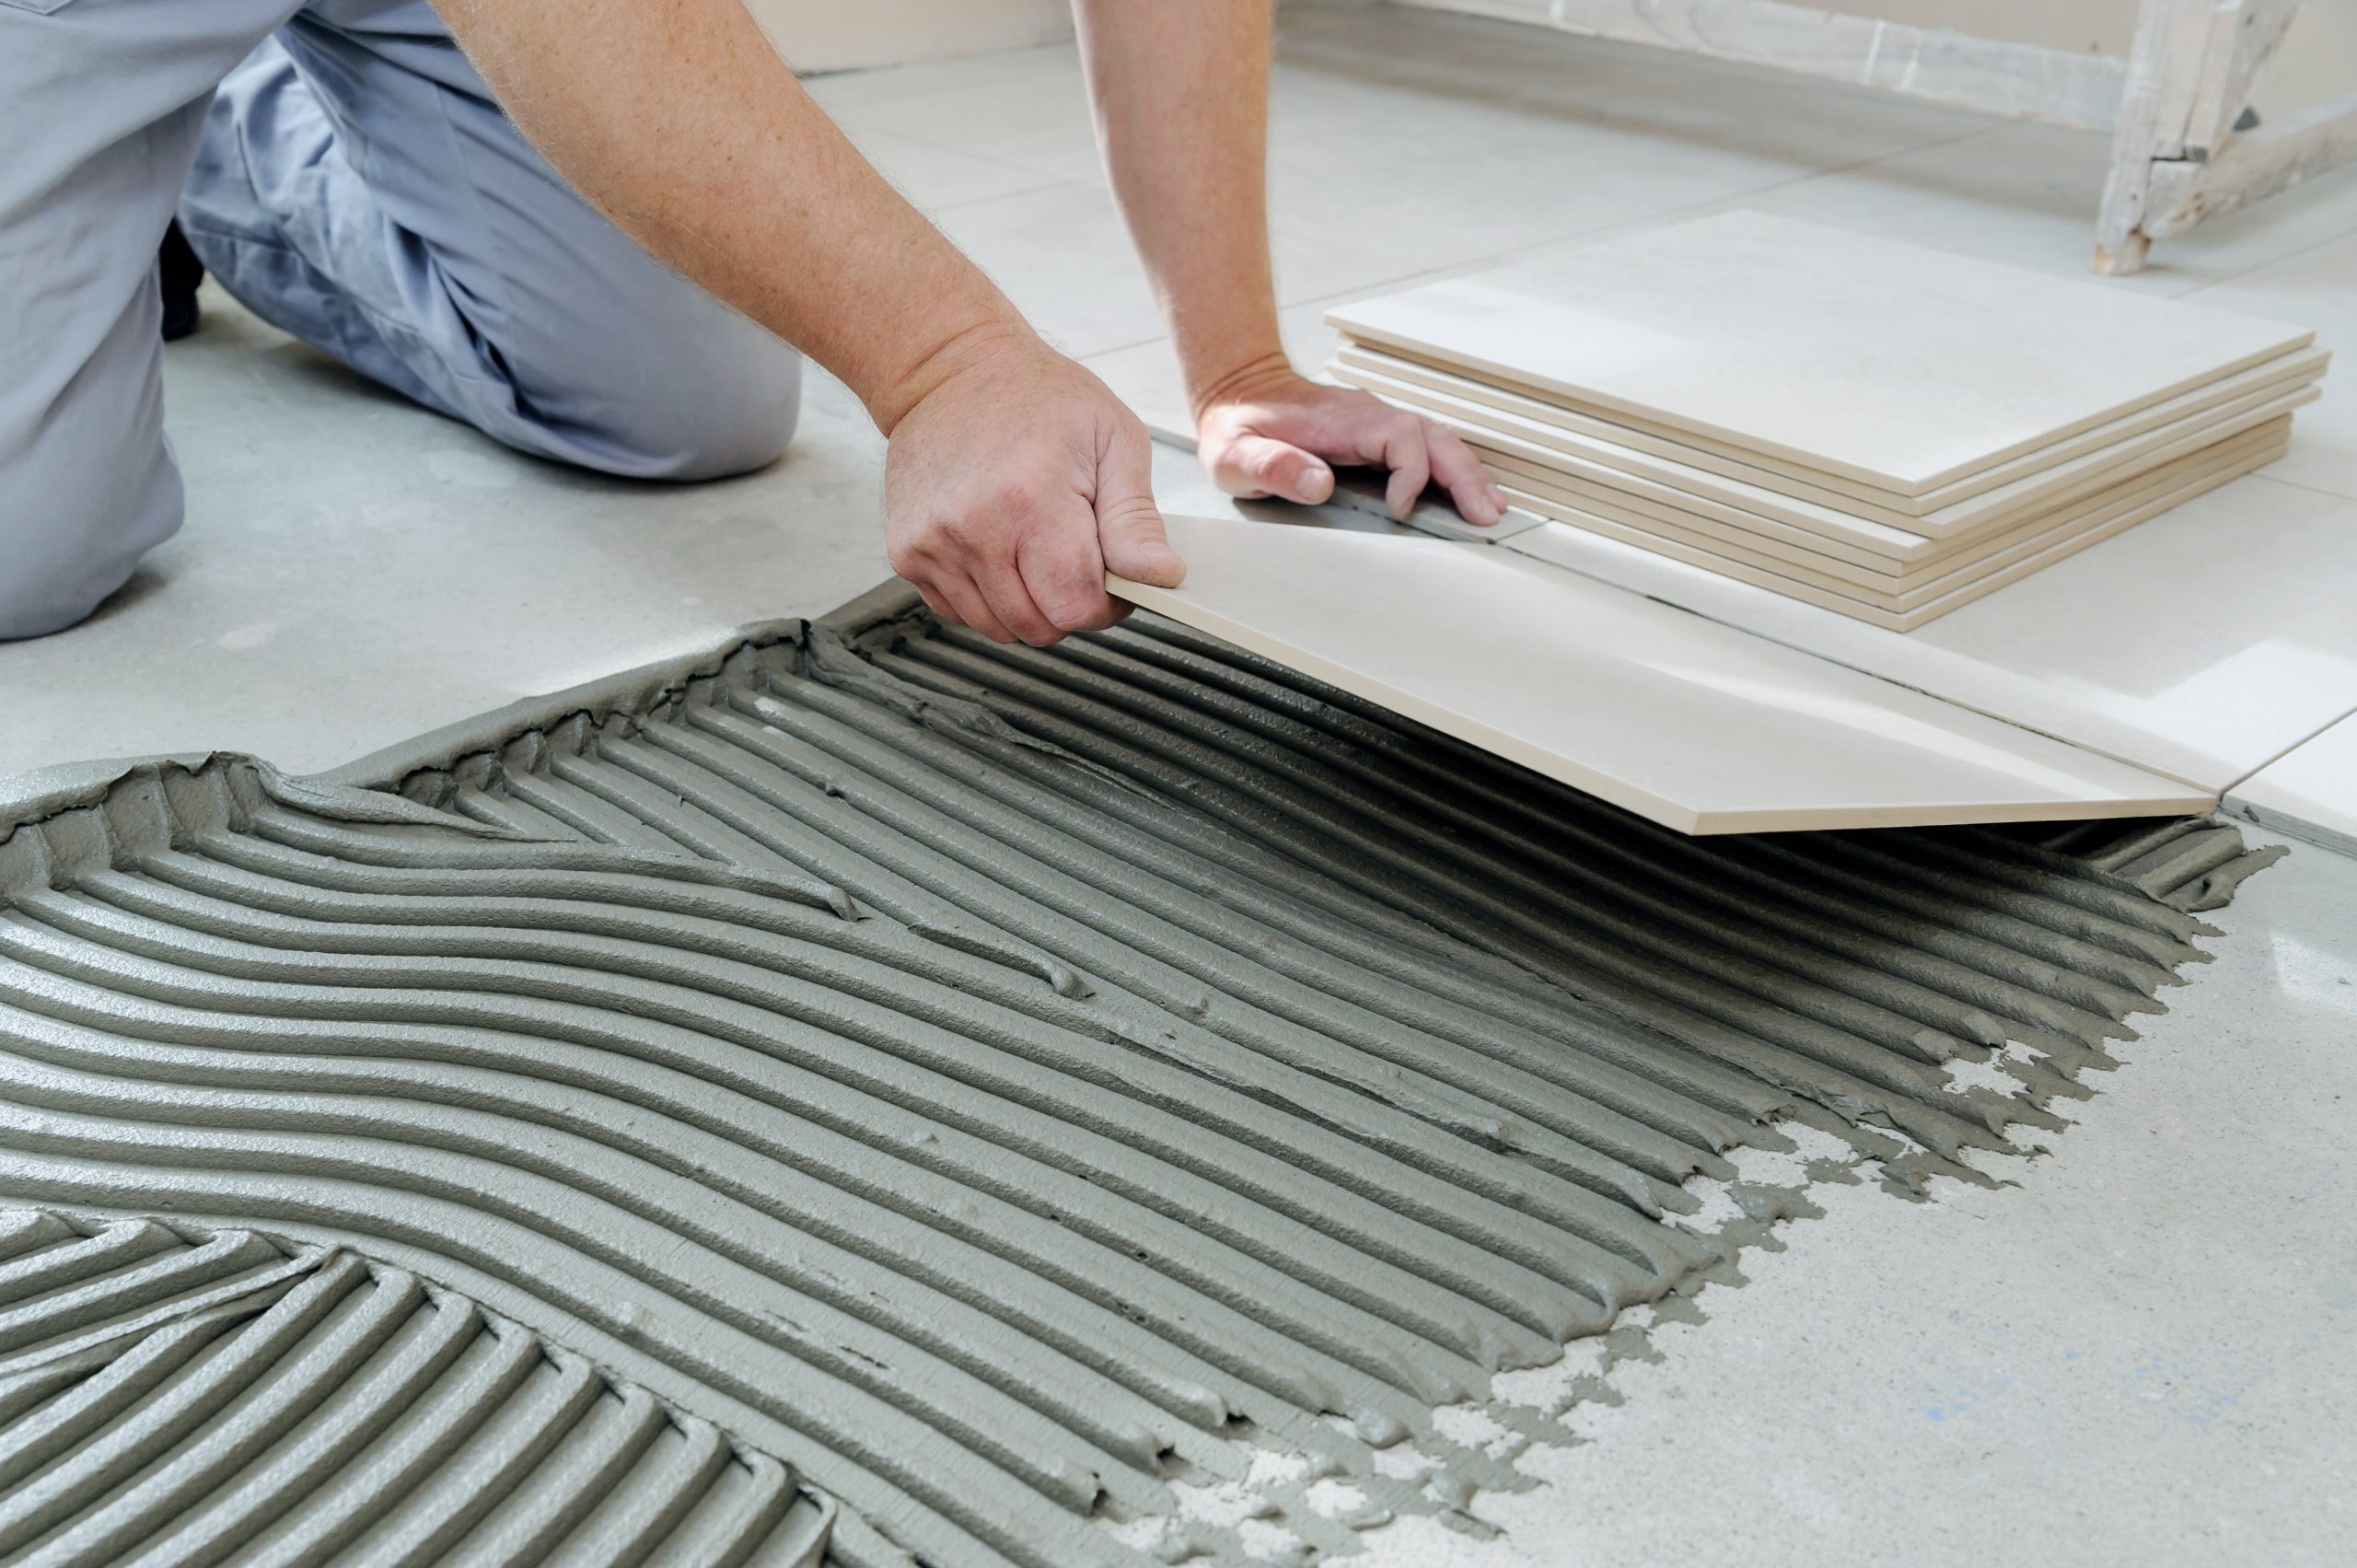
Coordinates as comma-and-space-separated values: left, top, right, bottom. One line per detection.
1216, 434, 1335, 505
1097, 425, 1186, 588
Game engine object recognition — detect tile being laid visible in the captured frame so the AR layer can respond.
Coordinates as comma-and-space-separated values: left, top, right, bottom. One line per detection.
1484, 474, 2357, 793
2225, 713, 2357, 859
1326, 211, 2314, 495
1108, 514, 2209, 835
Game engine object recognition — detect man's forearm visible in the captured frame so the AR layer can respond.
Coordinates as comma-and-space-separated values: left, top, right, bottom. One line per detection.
433, 0, 1028, 432
1077, 0, 1284, 417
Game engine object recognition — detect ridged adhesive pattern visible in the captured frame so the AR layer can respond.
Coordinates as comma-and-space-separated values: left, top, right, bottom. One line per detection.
0, 1208, 830, 1566
0, 606, 2279, 1566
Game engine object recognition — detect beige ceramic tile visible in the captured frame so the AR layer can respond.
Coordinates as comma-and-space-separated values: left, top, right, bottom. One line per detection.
1485, 472, 2357, 791
1485, 420, 2289, 588
2225, 712, 2357, 858
1504, 429, 2285, 630
1107, 514, 2209, 833
1325, 211, 2313, 494
1353, 359, 2320, 551
1335, 342, 2329, 523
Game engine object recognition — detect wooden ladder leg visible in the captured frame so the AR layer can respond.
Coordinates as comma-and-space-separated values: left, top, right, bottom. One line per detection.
2096, 0, 2305, 274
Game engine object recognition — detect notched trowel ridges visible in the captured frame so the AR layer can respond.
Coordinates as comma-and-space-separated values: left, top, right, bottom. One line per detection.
0, 598, 2282, 1568
0, 1207, 831, 1566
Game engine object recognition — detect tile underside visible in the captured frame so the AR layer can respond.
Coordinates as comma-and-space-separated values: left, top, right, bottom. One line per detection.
0, 603, 2279, 1567
1115, 516, 2211, 831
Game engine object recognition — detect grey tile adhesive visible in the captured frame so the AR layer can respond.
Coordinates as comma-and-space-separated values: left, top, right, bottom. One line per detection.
0, 1209, 830, 1564
0, 582, 2285, 1567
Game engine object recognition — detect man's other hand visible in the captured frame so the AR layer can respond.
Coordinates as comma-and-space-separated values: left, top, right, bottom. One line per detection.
885, 331, 1185, 645
1194, 355, 1508, 525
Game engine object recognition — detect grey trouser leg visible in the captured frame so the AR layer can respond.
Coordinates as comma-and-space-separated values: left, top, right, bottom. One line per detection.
180, 1, 803, 482
0, 0, 298, 640
0, 0, 802, 642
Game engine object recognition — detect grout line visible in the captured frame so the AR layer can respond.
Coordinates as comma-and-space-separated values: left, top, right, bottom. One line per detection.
836, 121, 1101, 198
795, 38, 1080, 109
2214, 701, 2357, 800
2168, 208, 2357, 303
1258, 121, 2012, 317
921, 173, 1083, 214
2241, 469, 2357, 505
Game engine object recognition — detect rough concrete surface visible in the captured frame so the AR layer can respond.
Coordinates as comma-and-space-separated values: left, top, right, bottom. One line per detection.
1364, 819, 2355, 1568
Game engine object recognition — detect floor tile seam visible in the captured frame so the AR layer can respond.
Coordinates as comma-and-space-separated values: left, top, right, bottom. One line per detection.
1086, 122, 2018, 379
892, 164, 1084, 215
1243, 124, 2018, 326
2231, 467, 2357, 505
2166, 207, 2357, 304
2215, 699, 2357, 799
910, 84, 2014, 323
838, 124, 1097, 203
795, 42, 1083, 110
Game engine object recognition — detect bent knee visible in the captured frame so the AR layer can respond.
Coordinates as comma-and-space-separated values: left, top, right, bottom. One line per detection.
0, 449, 180, 642
0, 507, 179, 641
504, 319, 805, 484
637, 344, 805, 482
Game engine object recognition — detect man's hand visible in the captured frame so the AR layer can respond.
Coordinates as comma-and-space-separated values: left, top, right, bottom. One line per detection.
1193, 354, 1509, 525
1080, 1, 1506, 531
432, 1, 1180, 647
885, 329, 1185, 645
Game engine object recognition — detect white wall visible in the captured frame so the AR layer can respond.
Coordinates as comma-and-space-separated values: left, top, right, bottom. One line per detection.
749, 0, 2351, 122
745, 0, 1074, 75
1815, 2, 2133, 55
1820, 1, 2354, 116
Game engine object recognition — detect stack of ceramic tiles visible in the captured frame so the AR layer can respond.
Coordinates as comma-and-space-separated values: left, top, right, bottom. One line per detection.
1326, 212, 2328, 631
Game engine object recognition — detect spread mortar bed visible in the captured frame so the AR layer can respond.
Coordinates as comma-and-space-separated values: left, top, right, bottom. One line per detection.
0, 587, 2282, 1566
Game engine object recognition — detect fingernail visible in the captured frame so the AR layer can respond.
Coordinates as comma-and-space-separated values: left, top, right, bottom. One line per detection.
1136, 544, 1187, 586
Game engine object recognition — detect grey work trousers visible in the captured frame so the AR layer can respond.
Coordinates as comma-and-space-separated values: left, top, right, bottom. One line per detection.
0, 0, 804, 639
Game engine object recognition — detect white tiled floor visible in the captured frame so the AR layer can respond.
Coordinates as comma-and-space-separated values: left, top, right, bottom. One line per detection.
1071, 4, 2357, 847
1492, 475, 2357, 795
2229, 711, 2357, 857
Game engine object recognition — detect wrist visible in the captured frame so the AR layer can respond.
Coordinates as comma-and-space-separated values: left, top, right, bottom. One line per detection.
1186, 345, 1303, 426
866, 311, 1040, 436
